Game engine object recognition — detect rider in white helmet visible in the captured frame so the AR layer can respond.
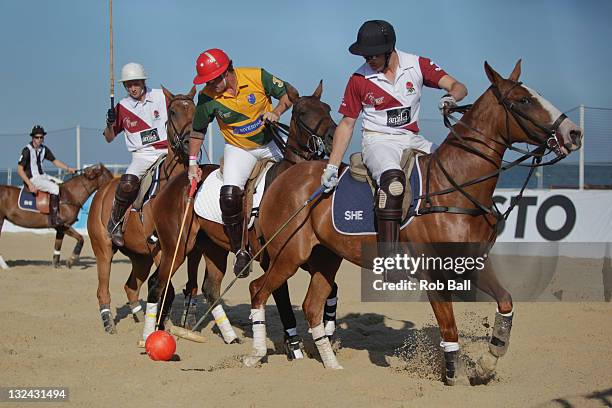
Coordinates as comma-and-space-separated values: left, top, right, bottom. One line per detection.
103, 62, 170, 246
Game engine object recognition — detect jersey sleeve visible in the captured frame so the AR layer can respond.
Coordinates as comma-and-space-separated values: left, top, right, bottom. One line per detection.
112, 103, 124, 134
43, 146, 56, 162
192, 92, 214, 133
418, 57, 448, 88
18, 147, 29, 167
338, 74, 364, 119
260, 69, 288, 99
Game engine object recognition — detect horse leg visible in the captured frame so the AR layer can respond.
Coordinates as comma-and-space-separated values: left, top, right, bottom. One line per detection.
93, 237, 117, 334
427, 292, 464, 385
63, 226, 84, 269
124, 254, 152, 323
52, 228, 65, 268
473, 261, 515, 378
324, 282, 339, 338
180, 247, 201, 330
271, 282, 304, 360
199, 239, 239, 344
0, 216, 9, 270
302, 246, 343, 369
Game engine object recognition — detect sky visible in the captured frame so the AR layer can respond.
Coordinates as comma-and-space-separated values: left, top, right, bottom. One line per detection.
1, 0, 611, 168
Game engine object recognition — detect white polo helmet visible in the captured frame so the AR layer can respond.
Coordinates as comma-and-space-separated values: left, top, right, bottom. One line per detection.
119, 62, 148, 82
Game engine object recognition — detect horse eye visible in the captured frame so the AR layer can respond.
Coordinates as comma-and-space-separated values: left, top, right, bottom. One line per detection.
520, 97, 531, 105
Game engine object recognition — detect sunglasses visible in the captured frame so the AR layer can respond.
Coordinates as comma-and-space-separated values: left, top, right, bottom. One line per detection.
364, 55, 381, 61
32, 136, 45, 140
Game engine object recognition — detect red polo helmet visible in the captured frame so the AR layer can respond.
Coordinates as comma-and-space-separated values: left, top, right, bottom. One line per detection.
193, 48, 231, 85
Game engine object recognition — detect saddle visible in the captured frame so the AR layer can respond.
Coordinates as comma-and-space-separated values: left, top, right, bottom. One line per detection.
132, 154, 167, 211
348, 149, 417, 220
19, 186, 50, 214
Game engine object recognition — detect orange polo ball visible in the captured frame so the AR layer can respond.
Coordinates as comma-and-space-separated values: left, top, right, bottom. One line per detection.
145, 330, 176, 361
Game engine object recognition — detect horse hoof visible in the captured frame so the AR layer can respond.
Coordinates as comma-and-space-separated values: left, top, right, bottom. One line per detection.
104, 324, 117, 335
475, 352, 498, 378
243, 353, 266, 367
66, 258, 75, 269
132, 310, 145, 323
229, 338, 240, 345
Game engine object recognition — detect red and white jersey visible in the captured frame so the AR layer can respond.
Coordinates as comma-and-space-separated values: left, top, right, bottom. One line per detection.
339, 50, 447, 135
111, 88, 169, 152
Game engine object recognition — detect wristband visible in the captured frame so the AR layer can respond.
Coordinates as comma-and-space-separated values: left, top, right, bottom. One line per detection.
189, 159, 198, 166
188, 155, 197, 160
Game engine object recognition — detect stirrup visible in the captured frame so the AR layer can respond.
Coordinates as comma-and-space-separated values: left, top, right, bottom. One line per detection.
233, 249, 252, 278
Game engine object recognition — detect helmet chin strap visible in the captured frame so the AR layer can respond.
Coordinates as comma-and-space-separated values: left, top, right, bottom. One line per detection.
382, 51, 393, 72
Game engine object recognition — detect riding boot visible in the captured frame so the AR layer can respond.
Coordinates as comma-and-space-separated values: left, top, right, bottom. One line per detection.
107, 174, 140, 247
49, 194, 64, 227
220, 185, 251, 278
375, 169, 406, 282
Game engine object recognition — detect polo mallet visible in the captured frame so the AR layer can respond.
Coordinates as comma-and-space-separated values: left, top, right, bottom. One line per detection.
170, 184, 327, 342
156, 178, 198, 333
109, 0, 114, 109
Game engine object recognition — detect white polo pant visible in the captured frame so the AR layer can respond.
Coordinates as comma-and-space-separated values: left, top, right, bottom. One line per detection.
30, 174, 60, 195
125, 148, 166, 177
362, 130, 434, 183
222, 141, 283, 188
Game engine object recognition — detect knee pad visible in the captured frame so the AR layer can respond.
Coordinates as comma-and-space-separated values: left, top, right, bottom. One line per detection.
116, 174, 140, 202
219, 185, 244, 224
376, 169, 406, 221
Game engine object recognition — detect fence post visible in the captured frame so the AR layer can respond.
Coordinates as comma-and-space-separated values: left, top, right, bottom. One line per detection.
579, 104, 585, 190
7, 167, 11, 185
76, 124, 81, 169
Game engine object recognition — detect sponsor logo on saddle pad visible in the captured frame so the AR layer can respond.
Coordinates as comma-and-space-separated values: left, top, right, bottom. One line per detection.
386, 107, 411, 127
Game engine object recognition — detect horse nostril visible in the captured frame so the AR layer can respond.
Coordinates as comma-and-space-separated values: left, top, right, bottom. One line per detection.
570, 129, 582, 143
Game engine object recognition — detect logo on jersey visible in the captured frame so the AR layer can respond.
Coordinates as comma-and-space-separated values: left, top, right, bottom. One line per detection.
153, 110, 160, 119
405, 81, 415, 95
430, 60, 442, 71
364, 92, 385, 107
272, 77, 284, 88
386, 107, 411, 127
123, 118, 139, 130
247, 93, 256, 104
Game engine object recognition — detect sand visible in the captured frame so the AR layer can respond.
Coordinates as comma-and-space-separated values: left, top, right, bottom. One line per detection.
0, 232, 610, 407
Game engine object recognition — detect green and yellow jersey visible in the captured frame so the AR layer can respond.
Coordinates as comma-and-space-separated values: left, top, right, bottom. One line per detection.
192, 67, 289, 149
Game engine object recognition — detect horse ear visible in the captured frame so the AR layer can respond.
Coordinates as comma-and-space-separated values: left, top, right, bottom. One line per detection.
484, 61, 503, 85
286, 83, 300, 104
312, 80, 323, 99
161, 85, 174, 101
508, 59, 522, 82
187, 85, 196, 100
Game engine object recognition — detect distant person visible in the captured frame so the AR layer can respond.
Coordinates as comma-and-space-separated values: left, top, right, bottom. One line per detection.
187, 48, 293, 276
103, 62, 169, 246
17, 125, 76, 226
321, 20, 468, 245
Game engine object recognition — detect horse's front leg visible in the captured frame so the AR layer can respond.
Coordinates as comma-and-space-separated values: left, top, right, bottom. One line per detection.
52, 228, 65, 268
63, 226, 84, 269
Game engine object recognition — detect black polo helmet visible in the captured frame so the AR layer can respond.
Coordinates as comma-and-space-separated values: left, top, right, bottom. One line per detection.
349, 20, 396, 56
30, 125, 47, 137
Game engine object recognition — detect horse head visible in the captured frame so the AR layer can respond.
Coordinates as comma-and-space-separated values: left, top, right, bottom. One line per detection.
484, 60, 582, 158
162, 85, 197, 163
286, 81, 336, 159
82, 163, 114, 186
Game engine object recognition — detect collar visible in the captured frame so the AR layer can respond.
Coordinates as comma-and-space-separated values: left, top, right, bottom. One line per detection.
363, 51, 407, 82
221, 70, 248, 98
129, 87, 153, 108
29, 141, 43, 151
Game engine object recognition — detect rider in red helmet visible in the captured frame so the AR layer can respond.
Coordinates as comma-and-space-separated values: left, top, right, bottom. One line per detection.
187, 48, 293, 277
322, 20, 468, 247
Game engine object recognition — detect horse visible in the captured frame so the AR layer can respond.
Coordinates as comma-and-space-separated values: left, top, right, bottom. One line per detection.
88, 85, 201, 334
143, 82, 339, 351
0, 164, 113, 268
246, 60, 583, 383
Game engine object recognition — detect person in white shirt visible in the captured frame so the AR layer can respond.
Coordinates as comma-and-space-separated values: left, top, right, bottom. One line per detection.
321, 20, 468, 245
103, 63, 169, 246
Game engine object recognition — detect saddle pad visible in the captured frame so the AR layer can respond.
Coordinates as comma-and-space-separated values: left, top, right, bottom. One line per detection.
132, 156, 164, 211
193, 168, 268, 229
18, 187, 39, 212
331, 155, 423, 235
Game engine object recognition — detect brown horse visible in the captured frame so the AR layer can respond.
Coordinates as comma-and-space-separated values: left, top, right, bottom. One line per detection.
248, 61, 583, 383
0, 164, 113, 268
143, 82, 339, 348
88, 86, 199, 334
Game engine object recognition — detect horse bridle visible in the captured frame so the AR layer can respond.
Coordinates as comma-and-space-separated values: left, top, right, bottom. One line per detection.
266, 105, 332, 161
416, 81, 570, 234
166, 95, 195, 163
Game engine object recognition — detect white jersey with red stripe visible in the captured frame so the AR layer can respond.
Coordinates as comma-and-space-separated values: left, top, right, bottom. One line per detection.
339, 50, 447, 135
112, 88, 169, 152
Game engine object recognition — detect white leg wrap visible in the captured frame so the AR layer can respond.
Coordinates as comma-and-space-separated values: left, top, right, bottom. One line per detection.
497, 308, 514, 317
0, 255, 10, 270
440, 341, 460, 353
53, 250, 61, 256
142, 302, 158, 341
243, 308, 266, 367
212, 304, 238, 344
312, 323, 343, 369
324, 319, 336, 337
131, 304, 143, 315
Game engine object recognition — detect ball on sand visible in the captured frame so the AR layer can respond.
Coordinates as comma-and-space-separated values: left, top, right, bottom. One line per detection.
145, 330, 176, 361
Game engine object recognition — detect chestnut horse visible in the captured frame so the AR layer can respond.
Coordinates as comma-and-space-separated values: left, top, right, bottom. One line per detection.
0, 164, 113, 268
248, 61, 583, 383
88, 86, 200, 334
143, 82, 338, 346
